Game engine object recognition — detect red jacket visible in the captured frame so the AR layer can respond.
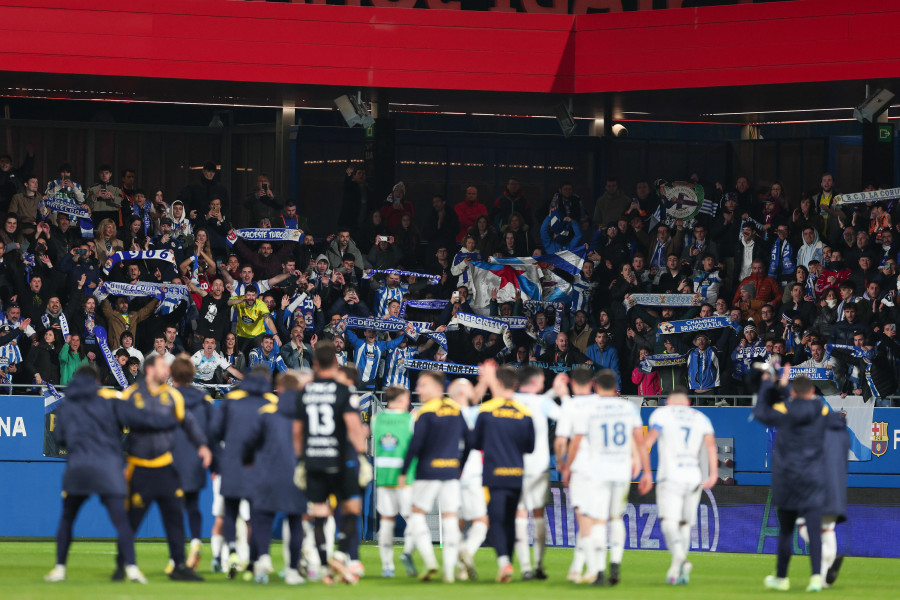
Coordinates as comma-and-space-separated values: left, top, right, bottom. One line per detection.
732, 273, 783, 306
381, 201, 414, 232
632, 367, 662, 396
455, 201, 488, 241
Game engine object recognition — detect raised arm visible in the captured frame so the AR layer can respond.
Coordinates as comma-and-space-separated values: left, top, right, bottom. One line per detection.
133, 298, 161, 323
185, 278, 207, 297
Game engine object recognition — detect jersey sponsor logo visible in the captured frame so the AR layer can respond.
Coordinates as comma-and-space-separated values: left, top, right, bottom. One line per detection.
492, 408, 526, 420
872, 421, 890, 457
242, 316, 254, 324
429, 458, 460, 469
379, 432, 399, 452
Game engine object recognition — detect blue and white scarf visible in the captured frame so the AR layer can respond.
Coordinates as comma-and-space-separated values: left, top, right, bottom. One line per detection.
399, 299, 448, 319
639, 353, 688, 373
547, 208, 571, 239
825, 344, 874, 361
43, 382, 64, 413
783, 367, 834, 382
658, 315, 730, 335
495, 316, 529, 329
455, 312, 509, 334
22, 252, 35, 282
95, 325, 128, 389
41, 312, 70, 337
418, 330, 448, 350
623, 293, 702, 310
768, 237, 796, 278
285, 292, 316, 330
343, 316, 407, 333
42, 195, 94, 238
452, 251, 481, 284
363, 269, 441, 285
530, 360, 580, 373
103, 249, 176, 275
129, 198, 153, 237
834, 187, 900, 205
225, 228, 303, 247
405, 359, 479, 376
96, 281, 191, 314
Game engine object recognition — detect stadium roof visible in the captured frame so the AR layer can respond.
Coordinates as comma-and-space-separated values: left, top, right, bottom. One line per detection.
0, 0, 899, 126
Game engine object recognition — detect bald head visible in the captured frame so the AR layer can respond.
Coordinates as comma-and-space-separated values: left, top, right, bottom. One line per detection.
447, 378, 475, 407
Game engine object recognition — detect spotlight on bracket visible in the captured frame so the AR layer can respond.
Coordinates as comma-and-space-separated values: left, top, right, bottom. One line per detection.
335, 93, 375, 128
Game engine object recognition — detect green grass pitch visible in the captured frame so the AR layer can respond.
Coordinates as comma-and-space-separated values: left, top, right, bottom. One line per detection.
0, 540, 895, 599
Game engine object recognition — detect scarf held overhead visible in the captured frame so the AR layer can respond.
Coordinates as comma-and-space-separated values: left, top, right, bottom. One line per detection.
103, 249, 176, 275
225, 228, 304, 246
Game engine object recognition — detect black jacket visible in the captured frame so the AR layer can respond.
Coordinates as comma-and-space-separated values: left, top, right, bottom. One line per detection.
422, 208, 460, 255
210, 375, 275, 499
753, 380, 829, 511
338, 175, 374, 240
177, 175, 231, 218
55, 374, 178, 496
242, 390, 307, 514
172, 385, 216, 493
25, 341, 60, 385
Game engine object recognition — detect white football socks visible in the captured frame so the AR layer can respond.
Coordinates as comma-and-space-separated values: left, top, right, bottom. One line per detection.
608, 518, 625, 564
514, 516, 532, 573
378, 519, 395, 570
533, 515, 546, 570
441, 517, 461, 581
464, 520, 488, 558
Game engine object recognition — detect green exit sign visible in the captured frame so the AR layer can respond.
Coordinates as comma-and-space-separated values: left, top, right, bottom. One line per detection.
878, 124, 893, 142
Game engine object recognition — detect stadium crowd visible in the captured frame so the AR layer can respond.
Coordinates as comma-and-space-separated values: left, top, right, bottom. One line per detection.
0, 150, 897, 405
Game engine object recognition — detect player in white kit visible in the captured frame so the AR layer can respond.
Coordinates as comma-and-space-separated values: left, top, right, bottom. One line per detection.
563, 369, 653, 587
644, 389, 718, 585
448, 378, 489, 581
553, 367, 598, 583
513, 366, 560, 580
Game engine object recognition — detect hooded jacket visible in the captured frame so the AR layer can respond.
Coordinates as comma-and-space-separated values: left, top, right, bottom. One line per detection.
796, 229, 824, 269
54, 374, 179, 496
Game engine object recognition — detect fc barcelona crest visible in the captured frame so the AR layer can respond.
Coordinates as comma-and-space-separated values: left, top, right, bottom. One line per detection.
872, 421, 889, 457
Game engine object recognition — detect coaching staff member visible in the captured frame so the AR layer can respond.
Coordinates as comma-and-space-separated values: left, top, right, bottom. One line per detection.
46, 365, 180, 583
115, 355, 213, 582
753, 366, 842, 593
